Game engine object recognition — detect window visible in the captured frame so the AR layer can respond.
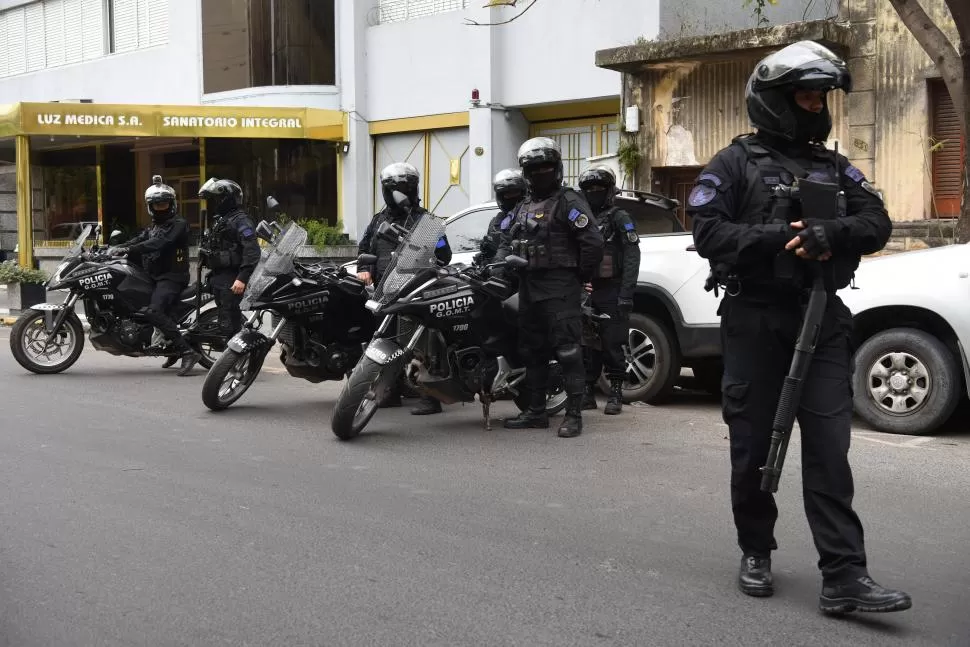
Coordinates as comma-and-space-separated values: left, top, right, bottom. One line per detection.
109, 0, 168, 53
530, 118, 621, 188
445, 207, 499, 253
0, 0, 107, 78
378, 0, 468, 24
929, 79, 965, 219
202, 0, 335, 94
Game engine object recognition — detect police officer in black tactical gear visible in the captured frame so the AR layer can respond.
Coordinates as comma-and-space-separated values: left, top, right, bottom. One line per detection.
496, 137, 604, 438
197, 178, 262, 340
578, 166, 639, 416
688, 41, 911, 614
357, 162, 452, 415
474, 168, 528, 267
112, 175, 201, 376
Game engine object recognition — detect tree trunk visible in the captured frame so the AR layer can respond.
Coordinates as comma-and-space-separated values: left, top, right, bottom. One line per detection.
955, 51, 970, 243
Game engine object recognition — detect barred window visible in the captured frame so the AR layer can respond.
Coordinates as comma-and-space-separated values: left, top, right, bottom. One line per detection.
378, 0, 468, 24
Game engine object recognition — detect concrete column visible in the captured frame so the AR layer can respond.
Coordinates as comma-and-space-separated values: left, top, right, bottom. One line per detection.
466, 2, 498, 205
15, 135, 32, 268
845, 0, 877, 180
337, 0, 377, 241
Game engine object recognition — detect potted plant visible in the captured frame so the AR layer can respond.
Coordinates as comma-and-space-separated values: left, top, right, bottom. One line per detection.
0, 261, 49, 313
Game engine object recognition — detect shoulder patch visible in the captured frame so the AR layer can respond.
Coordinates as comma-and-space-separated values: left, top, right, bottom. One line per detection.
687, 184, 717, 207
626, 231, 639, 243
568, 208, 582, 221
844, 165, 865, 183
623, 221, 634, 231
697, 172, 722, 187
435, 237, 447, 249
240, 227, 254, 238
573, 214, 590, 229
499, 214, 512, 230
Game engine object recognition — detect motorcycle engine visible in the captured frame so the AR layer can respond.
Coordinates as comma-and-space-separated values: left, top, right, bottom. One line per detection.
454, 347, 493, 393
324, 344, 353, 375
117, 320, 152, 348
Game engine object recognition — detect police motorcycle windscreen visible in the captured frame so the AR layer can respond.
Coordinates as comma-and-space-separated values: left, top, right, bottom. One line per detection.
239, 221, 308, 311
46, 224, 94, 289
372, 215, 447, 307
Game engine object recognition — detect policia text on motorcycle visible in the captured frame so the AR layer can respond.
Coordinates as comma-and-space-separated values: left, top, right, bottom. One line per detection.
687, 40, 911, 615
578, 166, 640, 416
357, 162, 453, 415
197, 178, 262, 339
495, 137, 604, 438
111, 176, 202, 376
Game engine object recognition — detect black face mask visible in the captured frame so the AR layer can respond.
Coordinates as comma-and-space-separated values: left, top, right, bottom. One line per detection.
527, 168, 559, 198
497, 191, 523, 214
789, 95, 831, 144
150, 208, 174, 224
584, 188, 609, 213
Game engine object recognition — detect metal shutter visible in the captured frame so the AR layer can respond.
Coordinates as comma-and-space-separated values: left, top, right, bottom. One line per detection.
0, 12, 9, 78
25, 2, 46, 71
62, 0, 84, 63
146, 0, 167, 47
44, 0, 66, 68
81, 0, 104, 60
111, 0, 138, 52
4, 8, 27, 77
930, 80, 966, 218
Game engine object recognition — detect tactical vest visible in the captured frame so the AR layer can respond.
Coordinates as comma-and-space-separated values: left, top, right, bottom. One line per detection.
594, 206, 620, 280
371, 208, 423, 282
207, 209, 247, 271
731, 136, 859, 290
142, 218, 189, 278
510, 191, 578, 271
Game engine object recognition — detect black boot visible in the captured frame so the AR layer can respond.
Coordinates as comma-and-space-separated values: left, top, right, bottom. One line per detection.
738, 555, 773, 597
505, 388, 549, 429
176, 349, 203, 376
819, 575, 912, 615
161, 356, 178, 369
581, 383, 598, 410
411, 396, 442, 415
604, 378, 624, 415
557, 394, 583, 438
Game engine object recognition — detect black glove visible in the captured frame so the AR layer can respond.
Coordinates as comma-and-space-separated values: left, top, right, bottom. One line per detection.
795, 219, 841, 258
109, 246, 128, 257
472, 252, 484, 266
618, 297, 634, 314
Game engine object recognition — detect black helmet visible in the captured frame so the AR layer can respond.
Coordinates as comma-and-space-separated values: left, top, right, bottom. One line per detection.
578, 166, 617, 212
199, 177, 244, 217
144, 175, 178, 222
380, 162, 420, 212
492, 168, 527, 213
517, 137, 563, 197
746, 40, 852, 143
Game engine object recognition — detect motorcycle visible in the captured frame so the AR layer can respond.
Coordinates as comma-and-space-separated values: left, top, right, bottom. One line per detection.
9, 224, 224, 374
200, 217, 375, 410
329, 191, 569, 441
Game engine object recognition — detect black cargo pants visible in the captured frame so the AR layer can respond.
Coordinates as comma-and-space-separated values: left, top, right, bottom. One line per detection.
719, 291, 868, 583
584, 280, 629, 382
210, 270, 244, 338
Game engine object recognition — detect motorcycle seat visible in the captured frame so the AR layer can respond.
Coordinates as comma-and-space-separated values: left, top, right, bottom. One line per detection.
501, 293, 519, 325
180, 283, 199, 301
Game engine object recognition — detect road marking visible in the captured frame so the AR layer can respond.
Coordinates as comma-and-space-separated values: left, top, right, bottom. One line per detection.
853, 433, 937, 449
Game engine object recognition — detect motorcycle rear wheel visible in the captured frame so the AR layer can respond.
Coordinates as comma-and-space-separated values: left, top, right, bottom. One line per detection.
512, 361, 568, 415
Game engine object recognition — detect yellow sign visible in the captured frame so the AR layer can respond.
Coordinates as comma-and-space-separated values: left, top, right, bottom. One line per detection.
1, 102, 348, 141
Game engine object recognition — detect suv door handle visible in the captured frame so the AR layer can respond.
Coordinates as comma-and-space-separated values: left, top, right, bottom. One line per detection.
686, 244, 696, 251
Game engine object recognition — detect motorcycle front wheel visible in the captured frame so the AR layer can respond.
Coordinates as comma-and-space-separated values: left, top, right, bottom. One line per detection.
201, 348, 259, 411
10, 309, 85, 374
330, 357, 390, 441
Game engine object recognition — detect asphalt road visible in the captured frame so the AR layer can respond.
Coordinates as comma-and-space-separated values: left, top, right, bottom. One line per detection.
1, 328, 968, 647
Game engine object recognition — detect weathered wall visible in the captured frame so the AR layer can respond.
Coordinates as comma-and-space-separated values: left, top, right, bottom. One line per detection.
659, 0, 835, 39
869, 0, 960, 222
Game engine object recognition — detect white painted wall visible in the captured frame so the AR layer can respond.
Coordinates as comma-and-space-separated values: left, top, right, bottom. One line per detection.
0, 0, 201, 104
364, 0, 661, 119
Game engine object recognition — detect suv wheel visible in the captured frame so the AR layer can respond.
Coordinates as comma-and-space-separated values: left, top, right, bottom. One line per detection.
852, 327, 961, 435
598, 312, 681, 405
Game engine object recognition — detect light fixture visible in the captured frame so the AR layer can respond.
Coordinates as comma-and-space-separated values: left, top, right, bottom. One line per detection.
470, 88, 481, 107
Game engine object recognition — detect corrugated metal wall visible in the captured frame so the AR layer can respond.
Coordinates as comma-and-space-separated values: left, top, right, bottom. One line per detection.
638, 55, 847, 168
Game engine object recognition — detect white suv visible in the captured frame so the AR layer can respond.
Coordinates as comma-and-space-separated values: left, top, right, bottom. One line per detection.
442, 191, 722, 404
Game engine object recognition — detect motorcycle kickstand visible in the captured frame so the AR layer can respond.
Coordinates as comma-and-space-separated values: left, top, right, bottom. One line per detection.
481, 395, 492, 431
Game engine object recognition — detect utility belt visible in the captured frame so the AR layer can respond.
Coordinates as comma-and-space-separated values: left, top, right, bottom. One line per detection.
704, 263, 811, 301
202, 247, 242, 270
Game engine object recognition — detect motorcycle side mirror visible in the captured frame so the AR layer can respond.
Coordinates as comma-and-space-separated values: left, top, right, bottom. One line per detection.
255, 221, 275, 242
266, 196, 282, 213
505, 254, 528, 269
357, 253, 378, 266
108, 230, 124, 244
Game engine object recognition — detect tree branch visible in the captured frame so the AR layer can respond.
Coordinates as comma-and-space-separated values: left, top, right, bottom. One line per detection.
464, 0, 540, 26
943, 0, 970, 50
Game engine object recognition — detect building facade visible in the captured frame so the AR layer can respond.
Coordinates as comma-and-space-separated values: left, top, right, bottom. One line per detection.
594, 0, 964, 228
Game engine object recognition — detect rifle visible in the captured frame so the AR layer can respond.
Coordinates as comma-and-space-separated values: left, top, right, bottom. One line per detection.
759, 142, 845, 493
195, 207, 209, 321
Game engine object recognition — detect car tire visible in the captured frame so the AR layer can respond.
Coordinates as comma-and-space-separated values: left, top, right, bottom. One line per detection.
598, 312, 681, 405
852, 327, 961, 436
